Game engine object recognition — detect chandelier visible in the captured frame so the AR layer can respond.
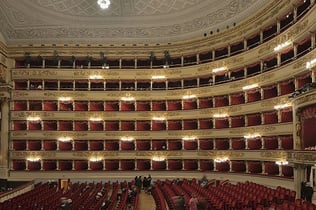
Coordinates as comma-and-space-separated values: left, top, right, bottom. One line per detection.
97, 0, 110, 9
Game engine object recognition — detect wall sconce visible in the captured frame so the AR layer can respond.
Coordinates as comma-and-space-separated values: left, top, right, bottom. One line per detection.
27, 157, 41, 162
57, 137, 73, 142
120, 136, 134, 141
275, 160, 288, 165
214, 157, 229, 163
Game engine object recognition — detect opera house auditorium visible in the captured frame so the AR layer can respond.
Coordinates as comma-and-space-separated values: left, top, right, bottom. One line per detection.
0, 0, 316, 209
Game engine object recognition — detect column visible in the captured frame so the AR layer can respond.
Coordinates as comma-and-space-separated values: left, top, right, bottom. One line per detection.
294, 163, 307, 199
0, 98, 10, 177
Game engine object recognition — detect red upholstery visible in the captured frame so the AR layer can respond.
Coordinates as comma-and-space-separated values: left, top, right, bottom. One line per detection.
168, 160, 183, 170
136, 140, 151, 150
231, 138, 245, 150
168, 140, 182, 150
105, 141, 119, 150
183, 140, 197, 150
199, 119, 213, 129
199, 139, 213, 150
136, 160, 151, 170
200, 160, 214, 171
121, 141, 135, 150
42, 160, 57, 171
120, 160, 135, 170
28, 140, 42, 150
43, 140, 57, 151
13, 140, 27, 150
215, 139, 229, 150
74, 160, 88, 171
89, 140, 104, 151
136, 121, 151, 131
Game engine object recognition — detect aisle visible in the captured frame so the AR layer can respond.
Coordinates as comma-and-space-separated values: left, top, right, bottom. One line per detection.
137, 191, 157, 210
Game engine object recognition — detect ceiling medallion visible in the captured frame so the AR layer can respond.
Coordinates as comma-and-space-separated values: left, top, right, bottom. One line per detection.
97, 0, 111, 9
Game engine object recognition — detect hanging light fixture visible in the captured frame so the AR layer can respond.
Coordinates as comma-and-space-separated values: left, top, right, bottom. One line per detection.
97, 0, 111, 9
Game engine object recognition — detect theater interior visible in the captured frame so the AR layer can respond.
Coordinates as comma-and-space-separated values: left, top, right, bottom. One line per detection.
0, 0, 316, 209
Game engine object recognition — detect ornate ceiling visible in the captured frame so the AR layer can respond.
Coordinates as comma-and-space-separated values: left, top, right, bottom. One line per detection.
0, 0, 271, 45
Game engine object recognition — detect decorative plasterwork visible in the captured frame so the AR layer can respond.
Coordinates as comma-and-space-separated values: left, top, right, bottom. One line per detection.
0, 0, 270, 44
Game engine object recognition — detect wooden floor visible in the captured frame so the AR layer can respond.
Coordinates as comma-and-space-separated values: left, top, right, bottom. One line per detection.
137, 191, 157, 210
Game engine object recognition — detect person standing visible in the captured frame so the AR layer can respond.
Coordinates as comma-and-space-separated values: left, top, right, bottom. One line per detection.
189, 193, 199, 210
304, 182, 314, 203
